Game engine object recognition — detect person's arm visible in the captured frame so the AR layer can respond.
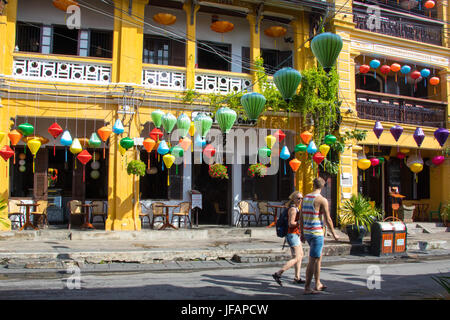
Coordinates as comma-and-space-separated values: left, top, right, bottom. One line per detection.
320, 197, 339, 241
299, 209, 305, 243
288, 207, 298, 229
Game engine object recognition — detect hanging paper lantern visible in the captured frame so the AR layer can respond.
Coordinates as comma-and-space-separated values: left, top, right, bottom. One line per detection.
27, 139, 41, 173
410, 70, 421, 91
380, 65, 391, 76
70, 138, 82, 155
319, 144, 330, 157
60, 130, 72, 163
0, 132, 5, 145
88, 132, 102, 148
153, 13, 177, 25
370, 158, 380, 177
397, 152, 406, 160
373, 121, 384, 140
17, 123, 34, 137
203, 144, 216, 158
151, 110, 165, 129
413, 127, 425, 150
258, 147, 272, 161
378, 156, 385, 165
289, 158, 301, 172
19, 165, 26, 173
432, 155, 445, 166
401, 65, 411, 84
19, 153, 26, 160
300, 131, 312, 145
313, 152, 325, 165
53, 0, 79, 11
434, 128, 449, 147
280, 146, 290, 175
194, 113, 213, 138
369, 59, 381, 79
143, 138, 156, 169
162, 113, 177, 134
157, 140, 170, 155
241, 92, 267, 121
420, 68, 431, 87
48, 122, 63, 157
265, 135, 276, 150
90, 170, 100, 180
307, 141, 318, 155
424, 0, 435, 10
273, 67, 302, 102
410, 162, 423, 174
194, 135, 206, 149
179, 137, 192, 152
77, 150, 92, 182
359, 64, 370, 85
358, 158, 371, 181
8, 129, 23, 146
120, 137, 134, 151
112, 119, 124, 135
391, 63, 401, 82
171, 145, 184, 158
295, 143, 307, 153
97, 126, 112, 159
390, 125, 403, 151
118, 143, 126, 156
176, 113, 191, 138
264, 26, 287, 38
429, 76, 440, 94
150, 128, 164, 142
406, 154, 423, 167
163, 154, 176, 186
274, 130, 286, 144
0, 145, 14, 162
310, 32, 343, 73
324, 134, 337, 146
210, 20, 234, 33
216, 107, 237, 134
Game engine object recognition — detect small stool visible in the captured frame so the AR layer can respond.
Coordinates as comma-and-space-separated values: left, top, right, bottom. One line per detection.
391, 203, 400, 220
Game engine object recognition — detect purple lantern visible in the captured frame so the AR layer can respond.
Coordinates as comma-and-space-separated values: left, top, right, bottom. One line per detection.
390, 125, 403, 152
373, 121, 384, 150
434, 128, 449, 147
413, 127, 425, 156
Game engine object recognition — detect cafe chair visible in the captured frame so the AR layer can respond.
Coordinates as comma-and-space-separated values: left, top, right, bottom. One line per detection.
171, 202, 192, 228
213, 202, 226, 224
151, 202, 166, 229
91, 200, 107, 224
429, 202, 442, 222
67, 200, 82, 230
8, 199, 25, 230
139, 202, 152, 228
257, 201, 275, 226
30, 200, 53, 228
237, 201, 257, 227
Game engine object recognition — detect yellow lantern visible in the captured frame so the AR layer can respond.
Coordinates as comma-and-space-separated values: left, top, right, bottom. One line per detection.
266, 135, 276, 149
163, 154, 176, 186
118, 144, 126, 156
357, 158, 371, 181
0, 132, 5, 144
188, 122, 196, 151
319, 144, 330, 157
410, 162, 423, 174
70, 138, 82, 155
400, 148, 410, 154
27, 139, 41, 173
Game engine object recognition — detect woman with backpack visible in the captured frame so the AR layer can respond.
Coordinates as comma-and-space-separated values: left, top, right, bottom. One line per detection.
272, 191, 305, 286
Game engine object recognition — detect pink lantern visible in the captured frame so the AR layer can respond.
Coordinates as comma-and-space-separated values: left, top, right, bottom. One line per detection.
432, 155, 445, 166
370, 157, 380, 177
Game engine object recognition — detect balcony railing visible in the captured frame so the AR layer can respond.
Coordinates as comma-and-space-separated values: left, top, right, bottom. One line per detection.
194, 69, 253, 94
142, 64, 186, 91
356, 89, 447, 128
353, 2, 443, 45
13, 54, 112, 84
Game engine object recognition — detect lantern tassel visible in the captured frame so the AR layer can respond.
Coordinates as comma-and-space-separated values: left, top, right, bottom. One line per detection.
167, 171, 170, 186
147, 153, 150, 169
176, 164, 178, 175
65, 148, 67, 163
33, 155, 35, 174
162, 160, 164, 171
364, 75, 366, 85
54, 140, 56, 157
83, 165, 85, 183
13, 147, 16, 164
103, 144, 106, 159
284, 161, 286, 175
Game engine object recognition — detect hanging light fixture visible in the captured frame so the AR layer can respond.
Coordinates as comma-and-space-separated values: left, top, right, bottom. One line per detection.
241, 92, 267, 121
310, 32, 343, 73
53, 0, 79, 12
264, 26, 287, 48
153, 13, 177, 25
273, 67, 302, 102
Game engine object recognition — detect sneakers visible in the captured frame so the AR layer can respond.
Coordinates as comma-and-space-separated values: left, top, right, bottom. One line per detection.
272, 273, 283, 287
293, 278, 306, 284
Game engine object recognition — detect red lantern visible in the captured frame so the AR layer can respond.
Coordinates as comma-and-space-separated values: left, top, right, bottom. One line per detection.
203, 144, 216, 158
0, 145, 15, 177
429, 76, 440, 86
48, 122, 63, 157
370, 158, 380, 177
313, 152, 325, 165
380, 65, 390, 75
425, 0, 435, 16
411, 70, 421, 91
150, 128, 163, 142
360, 64, 370, 85
274, 130, 286, 143
77, 150, 92, 182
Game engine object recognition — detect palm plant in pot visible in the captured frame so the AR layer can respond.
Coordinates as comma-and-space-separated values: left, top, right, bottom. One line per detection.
340, 194, 382, 244
441, 203, 450, 227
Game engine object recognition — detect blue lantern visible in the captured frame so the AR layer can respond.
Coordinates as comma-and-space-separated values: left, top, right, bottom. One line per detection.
369, 59, 380, 78
157, 140, 170, 170
420, 68, 431, 87
60, 130, 72, 163
401, 65, 411, 84
280, 146, 290, 175
112, 119, 124, 135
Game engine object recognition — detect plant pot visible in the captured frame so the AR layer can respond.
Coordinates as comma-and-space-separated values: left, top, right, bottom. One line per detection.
346, 225, 367, 244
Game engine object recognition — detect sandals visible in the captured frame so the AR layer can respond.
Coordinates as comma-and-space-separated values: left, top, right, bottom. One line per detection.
293, 278, 306, 284
272, 273, 283, 287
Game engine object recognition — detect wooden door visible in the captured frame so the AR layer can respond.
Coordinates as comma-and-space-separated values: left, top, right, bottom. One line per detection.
34, 148, 48, 200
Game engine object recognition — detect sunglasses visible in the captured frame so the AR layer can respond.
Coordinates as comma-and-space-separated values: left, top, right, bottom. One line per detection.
296, 197, 303, 200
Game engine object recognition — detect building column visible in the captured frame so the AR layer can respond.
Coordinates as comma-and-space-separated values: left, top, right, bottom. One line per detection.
246, 12, 262, 93
291, 11, 315, 71
183, 0, 200, 90
106, 0, 148, 231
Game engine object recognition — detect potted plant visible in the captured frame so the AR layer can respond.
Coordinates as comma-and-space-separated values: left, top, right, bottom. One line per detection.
0, 199, 11, 231
248, 163, 267, 178
340, 194, 382, 244
441, 203, 450, 227
127, 160, 146, 177
208, 164, 229, 179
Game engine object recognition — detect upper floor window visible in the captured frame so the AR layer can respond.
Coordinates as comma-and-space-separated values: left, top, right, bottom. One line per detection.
197, 41, 231, 71
241, 47, 293, 75
143, 35, 185, 67
16, 22, 42, 53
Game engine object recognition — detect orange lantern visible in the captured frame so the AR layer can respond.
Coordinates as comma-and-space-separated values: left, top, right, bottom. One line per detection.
424, 0, 435, 17
97, 126, 112, 159
390, 63, 401, 82
143, 138, 156, 169
211, 20, 234, 41
153, 13, 177, 25
264, 26, 287, 48
430, 76, 440, 94
289, 158, 301, 187
53, 0, 79, 12
300, 131, 313, 145
8, 130, 23, 164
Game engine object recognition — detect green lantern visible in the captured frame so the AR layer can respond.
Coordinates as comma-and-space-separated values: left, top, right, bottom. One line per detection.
120, 137, 134, 150
18, 123, 34, 136
151, 109, 165, 128
216, 107, 237, 134
311, 32, 343, 73
295, 143, 307, 153
258, 147, 271, 160
194, 113, 213, 138
88, 132, 102, 148
273, 67, 302, 102
176, 113, 191, 138
170, 145, 184, 158
324, 134, 337, 146
162, 113, 177, 134
241, 92, 266, 121
377, 156, 385, 164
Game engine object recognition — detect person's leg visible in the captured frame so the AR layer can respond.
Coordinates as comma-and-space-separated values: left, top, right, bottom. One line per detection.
293, 243, 303, 282
273, 234, 300, 286
304, 256, 318, 293
312, 236, 326, 291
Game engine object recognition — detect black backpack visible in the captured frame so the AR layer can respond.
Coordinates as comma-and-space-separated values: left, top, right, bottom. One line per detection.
276, 208, 290, 238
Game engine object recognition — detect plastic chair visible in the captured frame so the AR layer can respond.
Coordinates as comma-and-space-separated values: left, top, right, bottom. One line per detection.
429, 202, 442, 222
257, 201, 275, 226
151, 202, 166, 229
237, 201, 257, 227
171, 202, 192, 228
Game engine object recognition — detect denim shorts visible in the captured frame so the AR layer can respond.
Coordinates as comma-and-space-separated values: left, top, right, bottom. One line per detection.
304, 234, 324, 258
286, 233, 301, 247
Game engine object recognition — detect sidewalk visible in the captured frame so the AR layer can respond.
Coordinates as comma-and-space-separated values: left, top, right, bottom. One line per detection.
0, 223, 448, 272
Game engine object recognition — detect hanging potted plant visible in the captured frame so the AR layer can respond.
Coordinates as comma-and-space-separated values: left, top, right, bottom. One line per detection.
340, 194, 382, 244
127, 160, 146, 177
248, 163, 267, 178
208, 163, 229, 179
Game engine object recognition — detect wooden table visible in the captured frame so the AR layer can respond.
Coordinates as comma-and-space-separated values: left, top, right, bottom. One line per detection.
17, 202, 40, 231
77, 204, 96, 229
266, 204, 285, 228
154, 204, 179, 230
413, 203, 429, 221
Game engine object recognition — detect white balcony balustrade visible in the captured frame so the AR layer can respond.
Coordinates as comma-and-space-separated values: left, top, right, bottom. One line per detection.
142, 66, 186, 91
194, 71, 253, 94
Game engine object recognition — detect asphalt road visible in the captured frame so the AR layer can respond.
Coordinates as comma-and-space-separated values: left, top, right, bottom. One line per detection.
0, 259, 448, 300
